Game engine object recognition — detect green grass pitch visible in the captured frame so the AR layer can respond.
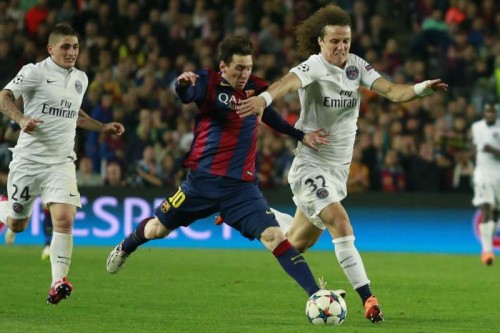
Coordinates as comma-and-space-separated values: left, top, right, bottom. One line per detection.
0, 246, 498, 333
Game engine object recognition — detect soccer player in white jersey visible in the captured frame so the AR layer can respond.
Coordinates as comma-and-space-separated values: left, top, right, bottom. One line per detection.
0, 23, 124, 304
239, 5, 448, 323
471, 102, 500, 266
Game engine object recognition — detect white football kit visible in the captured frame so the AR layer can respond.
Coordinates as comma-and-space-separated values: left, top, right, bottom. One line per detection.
287, 54, 381, 229
471, 119, 500, 208
3, 57, 88, 217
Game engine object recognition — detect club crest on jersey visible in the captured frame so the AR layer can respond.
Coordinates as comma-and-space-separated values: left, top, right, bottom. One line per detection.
74, 80, 83, 94
316, 188, 329, 199
296, 63, 310, 72
12, 203, 24, 213
245, 89, 255, 97
160, 200, 171, 213
345, 66, 359, 80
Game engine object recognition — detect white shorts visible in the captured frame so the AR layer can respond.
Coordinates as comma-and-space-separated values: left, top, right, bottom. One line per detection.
472, 175, 500, 208
288, 158, 349, 230
7, 157, 81, 219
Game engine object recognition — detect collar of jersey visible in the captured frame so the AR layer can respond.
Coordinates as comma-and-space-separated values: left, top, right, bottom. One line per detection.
46, 56, 74, 74
319, 53, 348, 72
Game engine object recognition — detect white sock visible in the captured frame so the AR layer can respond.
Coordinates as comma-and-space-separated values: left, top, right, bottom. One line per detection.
0, 200, 9, 225
479, 221, 495, 253
270, 208, 294, 235
333, 235, 370, 290
50, 231, 73, 285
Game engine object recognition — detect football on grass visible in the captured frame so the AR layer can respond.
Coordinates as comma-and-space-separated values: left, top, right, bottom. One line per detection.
305, 289, 347, 325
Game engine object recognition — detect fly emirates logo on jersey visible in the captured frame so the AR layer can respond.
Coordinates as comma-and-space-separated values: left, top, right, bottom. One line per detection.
41, 99, 78, 119
323, 90, 358, 109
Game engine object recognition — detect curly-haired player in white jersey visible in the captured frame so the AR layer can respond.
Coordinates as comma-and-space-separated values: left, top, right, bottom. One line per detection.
471, 102, 500, 266
239, 5, 448, 323
0, 23, 124, 304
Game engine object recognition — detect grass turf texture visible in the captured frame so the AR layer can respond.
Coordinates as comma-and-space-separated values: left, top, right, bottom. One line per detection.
0, 246, 497, 333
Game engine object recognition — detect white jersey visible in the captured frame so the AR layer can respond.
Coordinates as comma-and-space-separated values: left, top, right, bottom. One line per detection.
290, 54, 381, 165
471, 119, 500, 178
4, 57, 88, 164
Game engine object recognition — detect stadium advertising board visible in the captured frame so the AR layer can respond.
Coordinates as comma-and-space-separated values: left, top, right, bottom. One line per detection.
0, 189, 487, 254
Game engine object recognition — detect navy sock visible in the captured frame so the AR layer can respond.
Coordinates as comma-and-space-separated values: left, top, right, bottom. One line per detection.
121, 218, 151, 254
273, 240, 319, 296
356, 284, 373, 304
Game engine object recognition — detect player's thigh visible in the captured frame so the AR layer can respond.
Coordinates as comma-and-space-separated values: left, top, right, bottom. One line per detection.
154, 186, 218, 230
318, 202, 353, 238
288, 160, 349, 230
219, 183, 278, 240
42, 162, 81, 208
472, 178, 495, 207
7, 159, 42, 219
287, 208, 323, 252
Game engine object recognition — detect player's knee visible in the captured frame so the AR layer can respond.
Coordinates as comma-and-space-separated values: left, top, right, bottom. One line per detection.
144, 218, 170, 239
8, 217, 30, 232
260, 226, 286, 250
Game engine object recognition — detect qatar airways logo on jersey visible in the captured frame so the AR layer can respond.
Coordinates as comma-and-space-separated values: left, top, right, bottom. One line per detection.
323, 90, 358, 109
41, 99, 78, 119
218, 93, 244, 111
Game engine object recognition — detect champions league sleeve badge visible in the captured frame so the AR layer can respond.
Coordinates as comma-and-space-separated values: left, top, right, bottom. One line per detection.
74, 80, 83, 94
345, 66, 359, 80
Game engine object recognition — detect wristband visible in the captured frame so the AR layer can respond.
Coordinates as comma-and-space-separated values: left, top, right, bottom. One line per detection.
259, 91, 273, 107
413, 80, 434, 97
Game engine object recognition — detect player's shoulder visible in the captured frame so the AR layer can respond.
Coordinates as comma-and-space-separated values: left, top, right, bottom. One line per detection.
247, 75, 268, 91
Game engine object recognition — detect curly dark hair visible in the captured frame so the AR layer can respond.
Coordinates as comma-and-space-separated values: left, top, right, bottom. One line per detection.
296, 5, 351, 59
218, 35, 253, 64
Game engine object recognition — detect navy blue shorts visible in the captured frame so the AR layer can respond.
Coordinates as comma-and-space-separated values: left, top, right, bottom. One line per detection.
154, 170, 278, 240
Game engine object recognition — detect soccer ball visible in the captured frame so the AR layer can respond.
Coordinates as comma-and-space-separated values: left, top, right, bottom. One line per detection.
305, 289, 347, 325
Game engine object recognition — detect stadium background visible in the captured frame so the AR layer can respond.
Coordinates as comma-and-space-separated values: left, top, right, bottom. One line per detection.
0, 0, 499, 252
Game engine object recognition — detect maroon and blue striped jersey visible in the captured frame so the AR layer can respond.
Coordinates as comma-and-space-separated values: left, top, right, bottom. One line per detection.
175, 69, 268, 182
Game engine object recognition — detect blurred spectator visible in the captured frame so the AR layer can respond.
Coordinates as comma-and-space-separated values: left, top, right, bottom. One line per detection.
379, 149, 406, 192
347, 145, 370, 193
104, 160, 127, 187
76, 156, 104, 187
452, 150, 474, 192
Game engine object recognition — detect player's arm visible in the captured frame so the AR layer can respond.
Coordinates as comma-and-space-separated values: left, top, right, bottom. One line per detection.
175, 71, 198, 103
261, 107, 327, 152
371, 77, 448, 102
0, 89, 42, 135
77, 109, 125, 135
238, 72, 302, 118
483, 144, 500, 157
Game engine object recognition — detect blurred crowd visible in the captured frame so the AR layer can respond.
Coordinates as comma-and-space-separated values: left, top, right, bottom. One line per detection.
0, 0, 499, 193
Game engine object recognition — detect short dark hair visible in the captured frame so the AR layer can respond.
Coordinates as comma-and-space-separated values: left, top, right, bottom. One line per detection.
218, 35, 253, 64
48, 23, 79, 44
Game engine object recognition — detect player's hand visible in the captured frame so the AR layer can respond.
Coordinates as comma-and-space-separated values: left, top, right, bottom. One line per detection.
177, 72, 199, 86
301, 129, 329, 152
427, 79, 448, 93
19, 117, 43, 135
103, 122, 125, 135
238, 96, 266, 119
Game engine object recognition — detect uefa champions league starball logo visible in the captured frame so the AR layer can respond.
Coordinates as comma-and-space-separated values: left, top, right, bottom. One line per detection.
472, 209, 500, 249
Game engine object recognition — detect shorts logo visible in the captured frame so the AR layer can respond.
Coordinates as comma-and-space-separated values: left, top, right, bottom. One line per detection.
75, 80, 83, 94
160, 200, 171, 213
345, 66, 359, 80
13, 74, 24, 84
12, 203, 24, 213
296, 63, 310, 72
365, 64, 373, 71
316, 188, 329, 199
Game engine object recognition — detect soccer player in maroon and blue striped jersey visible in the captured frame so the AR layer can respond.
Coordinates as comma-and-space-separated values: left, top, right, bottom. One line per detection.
107, 35, 335, 300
